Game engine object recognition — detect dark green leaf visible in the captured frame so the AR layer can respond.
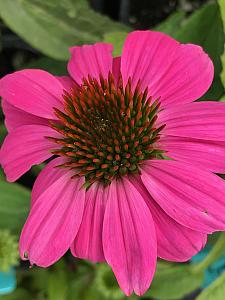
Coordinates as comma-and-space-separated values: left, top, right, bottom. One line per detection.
67, 270, 94, 300
175, 2, 225, 100
0, 289, 31, 300
31, 164, 45, 177
219, 0, 225, 88
21, 57, 67, 75
0, 0, 128, 60
203, 77, 225, 100
154, 11, 185, 36
29, 267, 49, 294
0, 124, 7, 145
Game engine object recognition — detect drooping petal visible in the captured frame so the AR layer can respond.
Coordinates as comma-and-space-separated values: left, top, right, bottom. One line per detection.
161, 136, 225, 173
0, 125, 61, 182
19, 169, 85, 267
141, 160, 225, 234
149, 201, 207, 262
71, 183, 108, 262
103, 178, 157, 296
0, 69, 65, 119
67, 43, 113, 85
1, 99, 48, 132
121, 31, 213, 108
129, 175, 207, 262
158, 102, 225, 141
31, 156, 69, 207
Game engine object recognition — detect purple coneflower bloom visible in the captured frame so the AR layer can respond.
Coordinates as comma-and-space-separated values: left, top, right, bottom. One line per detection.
1, 31, 225, 296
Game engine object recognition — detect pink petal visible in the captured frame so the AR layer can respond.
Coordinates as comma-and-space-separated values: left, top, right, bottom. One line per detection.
150, 201, 207, 262
71, 183, 108, 262
129, 175, 207, 262
112, 56, 121, 84
0, 69, 65, 119
103, 178, 157, 296
161, 136, 225, 173
121, 31, 213, 108
0, 125, 61, 182
67, 43, 113, 84
158, 102, 225, 141
31, 156, 69, 207
19, 168, 85, 267
1, 99, 48, 132
141, 160, 225, 234
56, 76, 74, 92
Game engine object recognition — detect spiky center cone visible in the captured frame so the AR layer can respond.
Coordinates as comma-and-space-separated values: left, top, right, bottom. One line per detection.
49, 73, 165, 187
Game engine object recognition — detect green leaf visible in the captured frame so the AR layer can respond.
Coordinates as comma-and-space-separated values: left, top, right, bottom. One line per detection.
29, 267, 49, 293
69, 280, 107, 300
203, 77, 225, 101
197, 272, 225, 300
220, 94, 225, 102
47, 270, 68, 300
175, 2, 224, 74
66, 263, 104, 300
21, 57, 67, 75
154, 11, 185, 36
0, 182, 30, 234
219, 0, 225, 88
103, 31, 128, 57
175, 2, 225, 100
143, 262, 204, 300
94, 264, 125, 300
207, 232, 221, 246
0, 0, 128, 60
103, 11, 185, 57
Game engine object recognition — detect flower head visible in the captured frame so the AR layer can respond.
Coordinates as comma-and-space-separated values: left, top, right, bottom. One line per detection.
1, 30, 225, 296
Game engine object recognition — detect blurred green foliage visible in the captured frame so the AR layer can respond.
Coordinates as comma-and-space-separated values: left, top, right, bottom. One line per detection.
0, 0, 128, 60
0, 230, 19, 272
0, 182, 29, 234
197, 271, 225, 300
219, 0, 225, 88
144, 263, 204, 300
0, 0, 225, 299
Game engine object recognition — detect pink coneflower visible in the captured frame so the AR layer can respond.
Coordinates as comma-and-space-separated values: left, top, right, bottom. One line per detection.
1, 30, 225, 296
